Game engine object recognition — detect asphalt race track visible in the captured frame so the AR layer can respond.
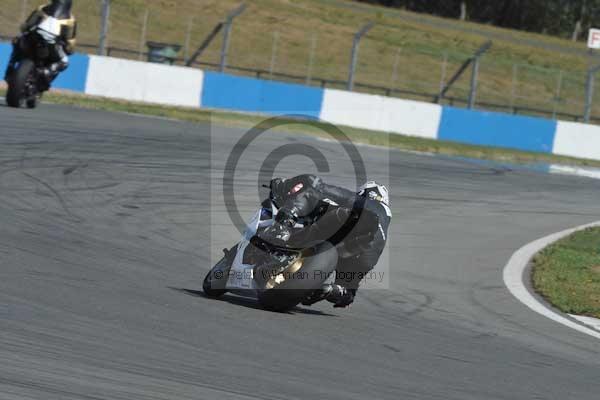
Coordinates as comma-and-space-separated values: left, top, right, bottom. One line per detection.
1, 103, 600, 400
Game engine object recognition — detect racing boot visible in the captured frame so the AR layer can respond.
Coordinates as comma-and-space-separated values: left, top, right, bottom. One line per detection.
302, 284, 354, 308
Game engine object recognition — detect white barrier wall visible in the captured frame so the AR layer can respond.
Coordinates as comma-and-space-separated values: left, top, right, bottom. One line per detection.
553, 121, 600, 161
320, 90, 386, 131
85, 56, 204, 108
319, 89, 442, 139
4, 40, 599, 162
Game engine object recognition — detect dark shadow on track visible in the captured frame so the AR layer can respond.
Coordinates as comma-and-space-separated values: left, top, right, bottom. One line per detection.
170, 287, 337, 316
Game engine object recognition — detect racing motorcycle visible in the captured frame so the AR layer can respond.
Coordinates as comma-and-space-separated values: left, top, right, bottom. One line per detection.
5, 17, 65, 108
203, 196, 340, 312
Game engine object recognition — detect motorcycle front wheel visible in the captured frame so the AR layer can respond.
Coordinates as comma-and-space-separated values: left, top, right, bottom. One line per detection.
202, 255, 231, 298
6, 59, 36, 108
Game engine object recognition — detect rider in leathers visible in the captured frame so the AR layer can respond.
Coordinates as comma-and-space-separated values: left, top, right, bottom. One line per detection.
4, 0, 77, 85
262, 175, 392, 308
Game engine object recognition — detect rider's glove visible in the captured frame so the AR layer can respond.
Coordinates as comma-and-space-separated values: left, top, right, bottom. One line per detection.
262, 222, 292, 246
269, 177, 283, 190
269, 177, 285, 197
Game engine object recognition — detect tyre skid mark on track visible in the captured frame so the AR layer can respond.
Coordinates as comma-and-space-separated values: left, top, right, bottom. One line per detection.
22, 172, 83, 222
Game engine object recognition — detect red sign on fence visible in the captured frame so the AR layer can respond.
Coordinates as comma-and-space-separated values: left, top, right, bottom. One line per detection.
588, 29, 600, 49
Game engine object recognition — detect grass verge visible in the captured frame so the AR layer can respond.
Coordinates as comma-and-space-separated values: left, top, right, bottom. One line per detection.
3, 88, 600, 168
532, 227, 600, 319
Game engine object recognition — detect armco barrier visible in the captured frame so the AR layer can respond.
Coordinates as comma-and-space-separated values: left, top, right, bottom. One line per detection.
2, 43, 600, 161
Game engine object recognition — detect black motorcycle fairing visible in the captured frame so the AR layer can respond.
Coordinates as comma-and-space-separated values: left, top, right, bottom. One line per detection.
12, 33, 52, 65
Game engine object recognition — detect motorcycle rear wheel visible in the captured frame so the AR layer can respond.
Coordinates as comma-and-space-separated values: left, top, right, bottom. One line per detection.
257, 242, 338, 312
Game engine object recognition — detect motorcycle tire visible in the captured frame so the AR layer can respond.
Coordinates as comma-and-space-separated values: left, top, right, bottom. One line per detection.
6, 59, 36, 108
26, 97, 37, 109
257, 242, 338, 312
202, 256, 231, 298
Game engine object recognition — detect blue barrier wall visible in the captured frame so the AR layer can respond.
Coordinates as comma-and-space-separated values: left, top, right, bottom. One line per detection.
0, 43, 11, 77
438, 107, 557, 153
201, 72, 324, 118
0, 41, 89, 92
53, 54, 89, 92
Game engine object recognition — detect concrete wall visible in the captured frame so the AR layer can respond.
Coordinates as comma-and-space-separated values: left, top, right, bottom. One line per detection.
85, 56, 203, 107
553, 121, 600, 160
319, 89, 441, 139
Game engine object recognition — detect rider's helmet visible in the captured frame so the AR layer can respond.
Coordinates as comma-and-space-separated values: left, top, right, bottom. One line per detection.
357, 181, 389, 206
45, 0, 73, 19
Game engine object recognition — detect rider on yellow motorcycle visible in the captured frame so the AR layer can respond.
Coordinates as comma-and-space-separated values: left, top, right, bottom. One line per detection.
4, 0, 77, 85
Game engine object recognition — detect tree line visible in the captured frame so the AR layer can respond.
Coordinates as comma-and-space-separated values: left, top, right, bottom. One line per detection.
357, 0, 599, 41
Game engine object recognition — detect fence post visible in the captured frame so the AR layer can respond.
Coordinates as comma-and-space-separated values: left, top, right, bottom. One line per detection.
467, 55, 480, 109
390, 47, 402, 93
438, 51, 448, 101
20, 0, 29, 21
184, 17, 194, 63
219, 4, 247, 73
269, 31, 279, 79
138, 9, 149, 61
219, 21, 233, 72
435, 41, 491, 104
186, 22, 224, 67
306, 33, 317, 85
99, 0, 111, 56
510, 64, 518, 112
552, 70, 563, 119
584, 66, 600, 123
347, 22, 375, 91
